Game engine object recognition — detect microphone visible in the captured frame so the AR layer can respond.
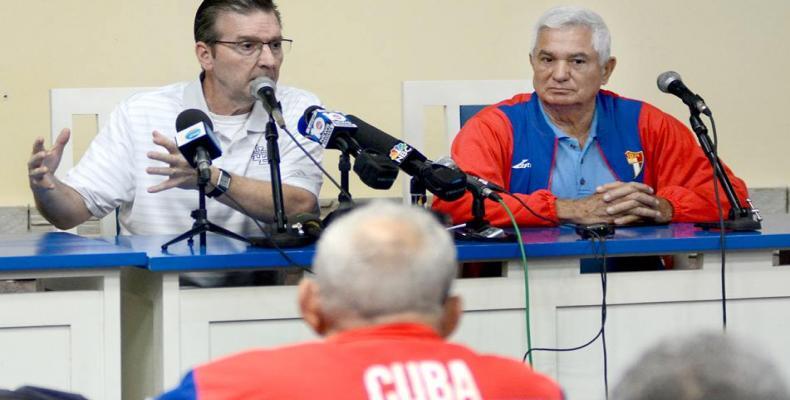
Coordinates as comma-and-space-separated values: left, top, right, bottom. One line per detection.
298, 105, 358, 152
344, 115, 467, 201
174, 109, 221, 182
435, 157, 504, 201
657, 71, 712, 116
298, 106, 399, 189
250, 76, 286, 128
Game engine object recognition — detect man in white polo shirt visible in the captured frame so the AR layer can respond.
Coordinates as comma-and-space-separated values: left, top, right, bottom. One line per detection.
27, 0, 321, 241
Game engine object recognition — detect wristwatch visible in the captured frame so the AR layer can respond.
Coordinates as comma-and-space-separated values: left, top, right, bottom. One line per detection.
207, 168, 231, 198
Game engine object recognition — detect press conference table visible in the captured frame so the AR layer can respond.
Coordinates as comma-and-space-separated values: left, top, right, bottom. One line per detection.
115, 217, 790, 399
0, 233, 147, 400
2, 220, 790, 399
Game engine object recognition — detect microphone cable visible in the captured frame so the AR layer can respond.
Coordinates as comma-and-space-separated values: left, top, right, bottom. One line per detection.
278, 124, 355, 204
500, 192, 611, 398
220, 189, 312, 274
497, 198, 533, 366
708, 115, 728, 330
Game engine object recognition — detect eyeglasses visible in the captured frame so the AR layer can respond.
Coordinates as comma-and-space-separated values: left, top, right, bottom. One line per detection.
211, 39, 293, 57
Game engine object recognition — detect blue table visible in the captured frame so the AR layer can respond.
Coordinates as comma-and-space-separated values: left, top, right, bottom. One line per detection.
0, 232, 147, 400
0, 232, 147, 271
113, 234, 315, 271
113, 216, 790, 270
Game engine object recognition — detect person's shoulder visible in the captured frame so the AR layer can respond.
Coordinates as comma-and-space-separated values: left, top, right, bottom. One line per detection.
473, 353, 563, 394
494, 92, 535, 108
200, 340, 325, 371
276, 84, 321, 105
464, 92, 534, 129
599, 89, 667, 115
121, 81, 190, 111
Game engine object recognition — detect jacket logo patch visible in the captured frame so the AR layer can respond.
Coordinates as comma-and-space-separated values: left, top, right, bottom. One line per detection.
512, 159, 532, 169
625, 150, 644, 178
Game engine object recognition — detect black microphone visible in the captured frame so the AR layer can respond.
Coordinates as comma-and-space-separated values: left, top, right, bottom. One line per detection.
298, 105, 359, 152
657, 71, 712, 116
174, 109, 221, 182
344, 115, 467, 201
250, 76, 286, 128
435, 157, 504, 201
298, 106, 399, 189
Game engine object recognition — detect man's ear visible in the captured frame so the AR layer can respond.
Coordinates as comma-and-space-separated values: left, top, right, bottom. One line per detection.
601, 56, 617, 85
298, 278, 328, 336
195, 42, 214, 71
438, 295, 462, 338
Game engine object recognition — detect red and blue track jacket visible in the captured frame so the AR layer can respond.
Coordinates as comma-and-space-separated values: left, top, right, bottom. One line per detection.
156, 323, 563, 399
433, 90, 749, 226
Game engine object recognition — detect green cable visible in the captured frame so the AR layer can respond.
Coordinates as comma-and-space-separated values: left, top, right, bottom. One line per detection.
497, 198, 533, 366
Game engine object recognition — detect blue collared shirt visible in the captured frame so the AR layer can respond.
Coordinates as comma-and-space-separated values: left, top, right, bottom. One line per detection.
538, 99, 616, 199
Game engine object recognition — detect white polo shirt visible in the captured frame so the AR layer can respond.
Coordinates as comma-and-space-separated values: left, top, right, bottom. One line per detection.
63, 78, 323, 236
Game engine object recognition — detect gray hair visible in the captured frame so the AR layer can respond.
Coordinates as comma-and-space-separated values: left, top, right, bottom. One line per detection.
531, 6, 612, 66
612, 331, 790, 400
312, 201, 457, 322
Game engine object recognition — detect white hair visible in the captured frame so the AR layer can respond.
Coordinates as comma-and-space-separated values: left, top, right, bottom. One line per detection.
531, 5, 612, 66
612, 331, 790, 400
312, 201, 457, 322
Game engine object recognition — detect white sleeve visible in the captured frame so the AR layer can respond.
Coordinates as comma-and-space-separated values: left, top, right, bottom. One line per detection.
277, 90, 324, 197
61, 102, 137, 218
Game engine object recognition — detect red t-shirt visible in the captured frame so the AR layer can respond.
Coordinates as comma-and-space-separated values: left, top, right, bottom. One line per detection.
159, 323, 564, 400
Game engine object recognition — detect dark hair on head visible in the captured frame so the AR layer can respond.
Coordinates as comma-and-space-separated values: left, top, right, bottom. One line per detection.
194, 0, 282, 43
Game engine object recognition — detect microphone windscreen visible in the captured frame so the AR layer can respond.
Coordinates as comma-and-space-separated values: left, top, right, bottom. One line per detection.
656, 71, 681, 93
176, 109, 213, 131
250, 76, 276, 98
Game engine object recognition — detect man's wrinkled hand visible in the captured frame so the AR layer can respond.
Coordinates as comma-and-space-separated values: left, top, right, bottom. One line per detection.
556, 193, 618, 225
596, 181, 672, 225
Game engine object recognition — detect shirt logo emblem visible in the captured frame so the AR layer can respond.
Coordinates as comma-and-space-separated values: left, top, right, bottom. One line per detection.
625, 150, 645, 178
251, 145, 268, 165
512, 159, 532, 169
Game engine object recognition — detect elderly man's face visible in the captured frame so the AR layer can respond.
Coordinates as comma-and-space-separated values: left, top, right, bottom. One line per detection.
530, 26, 615, 109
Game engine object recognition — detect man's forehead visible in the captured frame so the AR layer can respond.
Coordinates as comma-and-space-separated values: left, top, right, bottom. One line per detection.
534, 26, 596, 54
213, 10, 282, 37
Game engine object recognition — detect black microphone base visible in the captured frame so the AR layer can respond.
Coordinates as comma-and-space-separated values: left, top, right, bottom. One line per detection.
454, 220, 518, 242
249, 230, 317, 248
695, 217, 762, 232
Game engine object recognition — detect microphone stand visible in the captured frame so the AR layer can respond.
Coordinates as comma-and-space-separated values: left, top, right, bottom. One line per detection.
337, 149, 354, 204
454, 186, 515, 242
410, 177, 427, 207
688, 110, 762, 231
249, 116, 316, 248
321, 149, 356, 228
161, 151, 250, 251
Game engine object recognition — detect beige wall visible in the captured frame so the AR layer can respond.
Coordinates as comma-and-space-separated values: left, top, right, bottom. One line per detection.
1, 0, 787, 207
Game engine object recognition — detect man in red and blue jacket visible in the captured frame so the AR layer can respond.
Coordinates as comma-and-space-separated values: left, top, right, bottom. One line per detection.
433, 6, 749, 227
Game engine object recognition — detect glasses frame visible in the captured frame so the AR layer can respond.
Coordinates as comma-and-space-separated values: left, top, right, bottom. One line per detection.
210, 38, 293, 57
